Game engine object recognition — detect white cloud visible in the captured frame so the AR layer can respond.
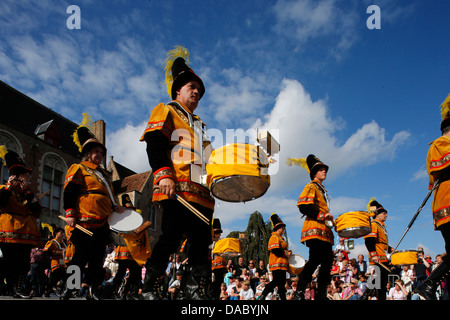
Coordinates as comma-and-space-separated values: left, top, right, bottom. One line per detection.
106, 121, 150, 173
252, 79, 410, 194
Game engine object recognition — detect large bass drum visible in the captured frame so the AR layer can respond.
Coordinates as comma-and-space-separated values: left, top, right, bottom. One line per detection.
334, 211, 371, 238
206, 143, 270, 202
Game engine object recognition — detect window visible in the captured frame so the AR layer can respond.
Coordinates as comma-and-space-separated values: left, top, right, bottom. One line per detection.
40, 154, 66, 213
0, 130, 22, 184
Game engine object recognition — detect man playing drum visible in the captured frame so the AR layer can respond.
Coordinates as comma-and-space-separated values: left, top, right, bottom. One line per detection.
140, 46, 214, 300
293, 154, 334, 300
364, 199, 392, 301
416, 94, 450, 300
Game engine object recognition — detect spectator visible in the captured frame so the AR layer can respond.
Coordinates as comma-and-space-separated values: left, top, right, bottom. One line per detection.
388, 279, 408, 300
219, 282, 228, 300
400, 265, 415, 298
239, 280, 255, 300
330, 258, 340, 280
413, 249, 431, 290
356, 254, 368, 275
358, 272, 368, 295
342, 279, 363, 300
339, 259, 353, 284
167, 270, 183, 300
229, 277, 243, 300
334, 238, 350, 260
304, 282, 315, 300
226, 275, 236, 297
255, 276, 267, 300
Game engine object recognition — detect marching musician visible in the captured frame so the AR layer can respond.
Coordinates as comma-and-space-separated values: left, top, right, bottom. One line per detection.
43, 227, 66, 297
211, 218, 226, 300
260, 214, 290, 300
416, 94, 450, 300
140, 46, 214, 300
62, 116, 125, 300
293, 154, 334, 300
364, 199, 392, 301
0, 146, 42, 298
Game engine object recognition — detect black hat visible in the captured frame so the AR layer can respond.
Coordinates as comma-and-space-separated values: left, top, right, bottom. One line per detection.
370, 200, 387, 216
73, 113, 106, 156
212, 218, 223, 234
0, 146, 32, 176
440, 94, 450, 132
270, 213, 286, 231
121, 194, 136, 209
164, 46, 205, 101
306, 154, 329, 180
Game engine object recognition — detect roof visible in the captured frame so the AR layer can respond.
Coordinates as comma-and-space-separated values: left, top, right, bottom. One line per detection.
114, 171, 152, 194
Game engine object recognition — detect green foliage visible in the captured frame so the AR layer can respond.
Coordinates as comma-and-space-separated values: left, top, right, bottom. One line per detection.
225, 211, 288, 264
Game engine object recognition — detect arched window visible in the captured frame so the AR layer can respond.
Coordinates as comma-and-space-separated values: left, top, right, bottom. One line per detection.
40, 153, 67, 213
0, 130, 23, 184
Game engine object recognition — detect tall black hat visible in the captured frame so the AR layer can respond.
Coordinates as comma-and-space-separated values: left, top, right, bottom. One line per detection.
0, 145, 32, 176
73, 113, 106, 155
270, 213, 286, 231
212, 218, 223, 234
439, 94, 450, 132
306, 154, 329, 180
369, 199, 387, 216
121, 194, 136, 209
164, 46, 205, 100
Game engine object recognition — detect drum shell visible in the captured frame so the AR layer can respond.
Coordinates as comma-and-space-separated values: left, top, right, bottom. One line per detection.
334, 211, 371, 238
288, 254, 305, 275
212, 238, 242, 257
391, 250, 419, 266
206, 143, 270, 202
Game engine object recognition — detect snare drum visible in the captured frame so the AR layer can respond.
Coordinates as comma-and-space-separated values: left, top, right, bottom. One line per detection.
288, 254, 306, 275
206, 143, 270, 202
212, 238, 242, 257
391, 250, 419, 266
334, 211, 371, 238
108, 209, 143, 234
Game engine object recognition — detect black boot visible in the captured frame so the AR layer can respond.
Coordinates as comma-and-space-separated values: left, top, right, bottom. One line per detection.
415, 257, 450, 300
141, 267, 163, 300
185, 265, 211, 300
12, 276, 31, 299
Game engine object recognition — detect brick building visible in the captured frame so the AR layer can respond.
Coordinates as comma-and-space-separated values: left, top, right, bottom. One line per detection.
0, 80, 160, 245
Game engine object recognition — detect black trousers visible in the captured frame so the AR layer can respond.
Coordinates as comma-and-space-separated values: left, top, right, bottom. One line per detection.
68, 223, 110, 287
262, 269, 287, 299
147, 200, 214, 273
298, 239, 333, 295
0, 243, 32, 287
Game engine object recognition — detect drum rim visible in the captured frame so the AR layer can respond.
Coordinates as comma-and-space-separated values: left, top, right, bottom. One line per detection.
392, 250, 419, 254
108, 209, 143, 234
336, 226, 371, 233
210, 175, 270, 202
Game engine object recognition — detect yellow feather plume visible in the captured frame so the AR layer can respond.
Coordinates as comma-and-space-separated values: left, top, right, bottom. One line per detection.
440, 94, 450, 120
367, 197, 376, 217
0, 145, 8, 165
72, 113, 93, 152
286, 157, 309, 172
164, 45, 190, 98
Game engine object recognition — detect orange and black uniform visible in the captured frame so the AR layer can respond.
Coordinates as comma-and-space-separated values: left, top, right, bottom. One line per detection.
296, 179, 334, 300
140, 101, 214, 275
262, 231, 289, 300
63, 161, 115, 290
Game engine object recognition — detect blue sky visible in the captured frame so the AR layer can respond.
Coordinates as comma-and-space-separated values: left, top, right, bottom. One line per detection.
1, 0, 450, 260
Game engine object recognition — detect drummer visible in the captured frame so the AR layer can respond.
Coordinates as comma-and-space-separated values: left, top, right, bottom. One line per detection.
140, 46, 214, 300
294, 154, 334, 300
364, 199, 393, 301
416, 94, 450, 300
211, 218, 227, 300
62, 116, 125, 300
259, 214, 291, 300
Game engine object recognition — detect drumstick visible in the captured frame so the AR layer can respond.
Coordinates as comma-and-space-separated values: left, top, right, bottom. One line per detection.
175, 194, 210, 224
58, 215, 93, 236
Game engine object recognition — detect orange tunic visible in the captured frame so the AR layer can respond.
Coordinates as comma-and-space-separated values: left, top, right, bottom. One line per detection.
0, 185, 42, 246
268, 232, 289, 271
63, 161, 115, 229
427, 135, 450, 229
297, 181, 334, 245
43, 239, 66, 272
364, 220, 389, 265
140, 101, 214, 210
